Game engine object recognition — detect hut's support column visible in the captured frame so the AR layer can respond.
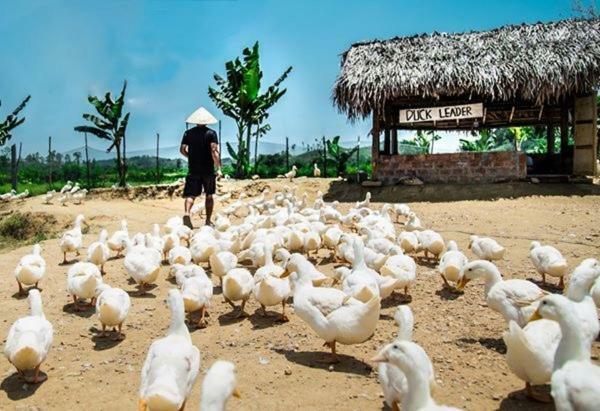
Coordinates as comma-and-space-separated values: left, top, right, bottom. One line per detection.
391, 129, 398, 155
546, 121, 555, 155
560, 103, 569, 170
383, 129, 391, 155
371, 114, 380, 179
573, 94, 598, 176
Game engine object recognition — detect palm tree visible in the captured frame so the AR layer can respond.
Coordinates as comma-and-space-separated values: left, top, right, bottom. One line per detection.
209, 42, 292, 178
74, 81, 130, 187
0, 95, 30, 146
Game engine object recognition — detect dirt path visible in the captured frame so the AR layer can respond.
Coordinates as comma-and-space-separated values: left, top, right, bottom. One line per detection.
0, 179, 599, 410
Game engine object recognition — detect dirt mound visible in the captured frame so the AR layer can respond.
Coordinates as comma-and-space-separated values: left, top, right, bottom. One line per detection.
89, 182, 184, 201
0, 211, 69, 250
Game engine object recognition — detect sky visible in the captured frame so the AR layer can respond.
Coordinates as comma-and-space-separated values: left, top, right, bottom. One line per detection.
0, 0, 586, 156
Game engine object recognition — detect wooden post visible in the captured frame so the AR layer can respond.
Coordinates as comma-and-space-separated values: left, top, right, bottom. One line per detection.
560, 103, 569, 170
84, 132, 91, 188
322, 136, 327, 177
356, 135, 361, 168
383, 129, 391, 155
391, 129, 398, 155
218, 120, 222, 163
10, 144, 17, 190
48, 136, 52, 189
156, 132, 160, 184
573, 94, 598, 176
285, 136, 289, 170
546, 121, 555, 155
371, 112, 381, 180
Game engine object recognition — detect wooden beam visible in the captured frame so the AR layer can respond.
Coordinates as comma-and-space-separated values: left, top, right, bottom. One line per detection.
546, 120, 555, 155
391, 129, 398, 155
560, 103, 569, 169
371, 113, 380, 177
383, 128, 391, 155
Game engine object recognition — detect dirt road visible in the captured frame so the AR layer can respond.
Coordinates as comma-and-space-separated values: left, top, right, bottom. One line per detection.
1, 178, 598, 410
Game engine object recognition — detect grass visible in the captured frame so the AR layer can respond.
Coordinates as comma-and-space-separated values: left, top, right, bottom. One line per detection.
0, 212, 59, 251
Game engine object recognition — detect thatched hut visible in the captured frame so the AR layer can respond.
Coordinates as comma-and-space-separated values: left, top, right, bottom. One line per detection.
334, 19, 600, 184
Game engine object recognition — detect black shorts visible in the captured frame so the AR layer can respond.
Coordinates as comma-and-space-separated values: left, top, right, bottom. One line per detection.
183, 175, 216, 197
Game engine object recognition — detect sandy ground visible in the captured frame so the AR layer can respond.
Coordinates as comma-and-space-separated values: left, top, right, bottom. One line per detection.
0, 178, 599, 411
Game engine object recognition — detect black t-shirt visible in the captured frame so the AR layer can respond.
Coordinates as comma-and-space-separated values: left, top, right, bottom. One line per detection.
181, 126, 218, 177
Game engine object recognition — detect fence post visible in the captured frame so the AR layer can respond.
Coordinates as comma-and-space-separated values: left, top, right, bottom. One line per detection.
156, 132, 160, 184
218, 120, 222, 164
10, 144, 17, 190
84, 132, 91, 188
322, 136, 327, 178
48, 136, 52, 189
357, 135, 360, 169
285, 136, 289, 170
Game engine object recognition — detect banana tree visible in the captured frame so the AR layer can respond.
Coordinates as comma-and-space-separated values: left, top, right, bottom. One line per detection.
460, 129, 497, 152
74, 81, 130, 187
0, 95, 30, 146
327, 136, 358, 177
209, 42, 292, 178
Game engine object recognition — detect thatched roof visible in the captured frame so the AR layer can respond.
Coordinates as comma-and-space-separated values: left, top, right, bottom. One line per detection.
333, 19, 600, 119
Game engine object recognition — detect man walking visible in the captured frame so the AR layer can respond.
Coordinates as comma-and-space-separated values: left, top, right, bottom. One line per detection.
180, 107, 221, 229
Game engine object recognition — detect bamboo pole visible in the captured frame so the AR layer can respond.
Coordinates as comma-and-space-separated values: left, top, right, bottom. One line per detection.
156, 132, 160, 184
84, 132, 91, 188
48, 136, 52, 189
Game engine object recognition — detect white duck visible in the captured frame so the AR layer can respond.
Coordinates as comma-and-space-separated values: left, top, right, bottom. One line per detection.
200, 361, 241, 411
145, 224, 165, 254
168, 243, 192, 266
323, 225, 344, 249
282, 252, 329, 287
284, 165, 297, 181
87, 229, 110, 274
564, 258, 600, 348
209, 251, 238, 287
372, 341, 460, 411
59, 214, 86, 264
14, 244, 46, 295
415, 230, 445, 260
179, 271, 213, 329
468, 235, 505, 261
457, 260, 546, 327
393, 203, 411, 222
285, 269, 380, 362
67, 262, 103, 311
437, 240, 468, 287
398, 231, 419, 254
355, 192, 371, 209
313, 163, 321, 177
139, 289, 200, 411
222, 268, 253, 318
108, 219, 129, 257
170, 263, 207, 286
60, 180, 73, 194
378, 306, 435, 411
4, 289, 53, 384
530, 294, 600, 411
124, 239, 162, 293
404, 212, 422, 232
530, 241, 568, 288
380, 253, 417, 296
42, 190, 55, 204
253, 245, 291, 321
95, 283, 131, 340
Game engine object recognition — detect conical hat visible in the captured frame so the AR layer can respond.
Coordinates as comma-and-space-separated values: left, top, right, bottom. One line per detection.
185, 107, 218, 125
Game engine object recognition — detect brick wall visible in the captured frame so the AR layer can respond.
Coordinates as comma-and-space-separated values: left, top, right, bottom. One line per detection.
375, 151, 527, 184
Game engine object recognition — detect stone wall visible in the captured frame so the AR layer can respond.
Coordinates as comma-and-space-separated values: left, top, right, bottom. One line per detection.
375, 151, 527, 184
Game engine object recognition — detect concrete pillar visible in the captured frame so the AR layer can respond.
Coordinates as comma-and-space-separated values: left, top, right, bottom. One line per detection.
573, 94, 598, 176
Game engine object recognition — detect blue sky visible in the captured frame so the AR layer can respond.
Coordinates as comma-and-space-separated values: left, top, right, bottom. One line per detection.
0, 0, 583, 155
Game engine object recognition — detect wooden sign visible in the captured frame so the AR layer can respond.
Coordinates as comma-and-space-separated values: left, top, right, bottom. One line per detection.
399, 103, 483, 123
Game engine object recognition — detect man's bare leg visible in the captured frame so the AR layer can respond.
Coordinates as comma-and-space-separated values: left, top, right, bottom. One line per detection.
183, 197, 195, 229
205, 195, 214, 226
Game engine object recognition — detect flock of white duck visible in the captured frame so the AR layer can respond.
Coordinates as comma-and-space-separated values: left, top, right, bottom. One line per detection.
4, 186, 600, 411
42, 181, 88, 206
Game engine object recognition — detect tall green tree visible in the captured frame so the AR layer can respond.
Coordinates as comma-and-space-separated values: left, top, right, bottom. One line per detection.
209, 42, 292, 178
0, 95, 30, 146
74, 81, 130, 187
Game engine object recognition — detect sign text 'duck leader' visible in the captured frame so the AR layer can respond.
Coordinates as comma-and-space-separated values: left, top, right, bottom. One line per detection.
399, 103, 483, 123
